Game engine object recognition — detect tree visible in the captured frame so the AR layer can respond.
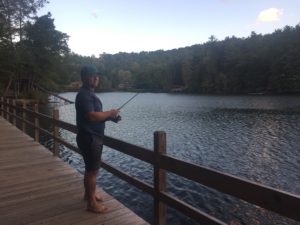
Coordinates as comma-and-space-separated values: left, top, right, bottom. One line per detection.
0, 0, 48, 42
208, 35, 218, 43
0, 0, 48, 93
17, 13, 69, 90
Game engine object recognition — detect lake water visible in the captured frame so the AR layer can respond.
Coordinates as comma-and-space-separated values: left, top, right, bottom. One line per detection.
54, 92, 300, 225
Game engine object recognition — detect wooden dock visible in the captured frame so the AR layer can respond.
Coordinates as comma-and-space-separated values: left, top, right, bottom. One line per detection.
1, 97, 300, 225
0, 117, 149, 225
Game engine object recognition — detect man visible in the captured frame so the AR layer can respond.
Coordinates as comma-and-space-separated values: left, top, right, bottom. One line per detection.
75, 65, 120, 213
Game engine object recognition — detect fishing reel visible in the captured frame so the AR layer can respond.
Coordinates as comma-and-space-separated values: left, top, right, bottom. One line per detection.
111, 114, 122, 123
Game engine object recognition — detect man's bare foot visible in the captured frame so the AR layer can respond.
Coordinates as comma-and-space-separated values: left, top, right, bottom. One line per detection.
86, 203, 108, 214
84, 193, 103, 202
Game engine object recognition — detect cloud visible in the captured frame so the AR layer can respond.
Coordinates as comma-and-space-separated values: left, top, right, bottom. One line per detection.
257, 8, 283, 22
91, 10, 99, 19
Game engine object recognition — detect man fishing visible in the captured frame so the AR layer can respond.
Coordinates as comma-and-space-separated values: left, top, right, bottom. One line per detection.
75, 65, 120, 213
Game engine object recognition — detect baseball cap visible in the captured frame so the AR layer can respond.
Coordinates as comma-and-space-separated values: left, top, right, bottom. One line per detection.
81, 65, 101, 77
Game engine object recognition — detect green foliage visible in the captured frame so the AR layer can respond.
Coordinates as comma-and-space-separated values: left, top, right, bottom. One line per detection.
18, 13, 69, 81
61, 26, 300, 94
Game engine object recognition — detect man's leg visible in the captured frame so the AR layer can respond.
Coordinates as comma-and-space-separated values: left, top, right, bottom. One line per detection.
83, 170, 103, 201
84, 170, 107, 213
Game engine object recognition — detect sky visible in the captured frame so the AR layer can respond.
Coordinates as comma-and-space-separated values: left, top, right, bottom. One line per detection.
38, 0, 300, 56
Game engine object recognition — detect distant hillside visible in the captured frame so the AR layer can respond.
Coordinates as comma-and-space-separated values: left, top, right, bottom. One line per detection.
90, 24, 300, 94
1, 9, 299, 95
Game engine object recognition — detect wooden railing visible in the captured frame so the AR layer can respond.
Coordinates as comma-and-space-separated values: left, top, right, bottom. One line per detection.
1, 97, 300, 225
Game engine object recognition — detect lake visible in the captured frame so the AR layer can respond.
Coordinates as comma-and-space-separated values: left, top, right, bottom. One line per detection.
54, 92, 300, 225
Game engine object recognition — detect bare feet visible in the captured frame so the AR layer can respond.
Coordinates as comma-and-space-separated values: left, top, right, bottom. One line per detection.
86, 203, 108, 214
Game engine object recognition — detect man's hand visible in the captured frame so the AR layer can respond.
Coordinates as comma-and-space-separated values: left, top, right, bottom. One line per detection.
109, 109, 120, 118
109, 109, 121, 123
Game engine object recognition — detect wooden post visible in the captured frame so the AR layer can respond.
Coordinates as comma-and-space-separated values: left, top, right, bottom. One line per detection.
34, 104, 39, 142
154, 131, 167, 225
2, 97, 5, 119
12, 100, 16, 126
53, 108, 59, 157
6, 98, 9, 121
22, 102, 26, 132
7, 98, 11, 123
0, 97, 3, 117
9, 98, 13, 124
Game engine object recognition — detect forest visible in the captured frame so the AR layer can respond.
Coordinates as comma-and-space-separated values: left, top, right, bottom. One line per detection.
1, 0, 300, 96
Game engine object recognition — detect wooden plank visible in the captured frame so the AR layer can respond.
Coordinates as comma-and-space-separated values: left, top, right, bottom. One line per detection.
0, 177, 83, 204
104, 211, 146, 225
65, 200, 130, 225
0, 181, 83, 210
27, 199, 126, 225
0, 190, 84, 225
0, 142, 42, 150
0, 167, 80, 188
0, 154, 52, 167
1, 168, 80, 193
0, 117, 149, 225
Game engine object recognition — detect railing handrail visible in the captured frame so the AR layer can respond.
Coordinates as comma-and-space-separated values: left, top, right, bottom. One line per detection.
0, 97, 299, 225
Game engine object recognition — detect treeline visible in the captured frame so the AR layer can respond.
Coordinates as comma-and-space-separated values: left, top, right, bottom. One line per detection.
96, 26, 300, 94
1, 0, 300, 95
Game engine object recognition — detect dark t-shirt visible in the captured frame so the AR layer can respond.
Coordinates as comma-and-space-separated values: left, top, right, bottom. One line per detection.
75, 85, 105, 136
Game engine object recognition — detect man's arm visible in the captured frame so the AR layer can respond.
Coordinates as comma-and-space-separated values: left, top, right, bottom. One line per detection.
86, 109, 119, 122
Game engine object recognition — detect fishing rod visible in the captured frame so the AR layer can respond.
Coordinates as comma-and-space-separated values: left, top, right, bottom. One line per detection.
110, 93, 139, 123
118, 92, 139, 110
